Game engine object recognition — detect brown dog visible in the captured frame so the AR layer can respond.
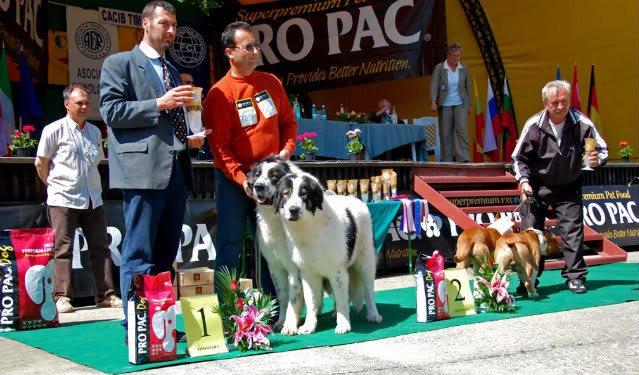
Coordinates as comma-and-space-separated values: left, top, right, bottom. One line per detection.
493, 229, 560, 299
454, 213, 516, 269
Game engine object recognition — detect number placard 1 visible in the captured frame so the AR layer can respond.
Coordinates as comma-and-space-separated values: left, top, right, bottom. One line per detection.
181, 294, 228, 357
444, 268, 476, 317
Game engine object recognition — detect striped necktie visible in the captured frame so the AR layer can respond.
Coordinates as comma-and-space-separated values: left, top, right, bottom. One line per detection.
159, 56, 187, 144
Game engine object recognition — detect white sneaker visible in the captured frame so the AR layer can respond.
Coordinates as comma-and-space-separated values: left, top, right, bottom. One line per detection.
56, 297, 73, 313
96, 295, 123, 308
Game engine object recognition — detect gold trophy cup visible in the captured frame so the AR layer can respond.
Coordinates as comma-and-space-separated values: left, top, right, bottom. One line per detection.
582, 137, 596, 171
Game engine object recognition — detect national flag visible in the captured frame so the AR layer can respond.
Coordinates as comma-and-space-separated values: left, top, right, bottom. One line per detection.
587, 64, 603, 136
556, 65, 561, 80
0, 43, 15, 157
501, 77, 518, 162
473, 78, 484, 162
19, 50, 42, 123
571, 63, 581, 112
484, 77, 499, 160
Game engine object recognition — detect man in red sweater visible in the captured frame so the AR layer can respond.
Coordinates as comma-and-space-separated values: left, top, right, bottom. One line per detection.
203, 21, 297, 294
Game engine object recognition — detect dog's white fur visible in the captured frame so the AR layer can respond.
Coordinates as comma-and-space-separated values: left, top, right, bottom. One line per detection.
275, 172, 383, 334
247, 156, 305, 335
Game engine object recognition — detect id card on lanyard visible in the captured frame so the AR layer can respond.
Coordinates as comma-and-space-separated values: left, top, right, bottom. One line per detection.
254, 90, 277, 119
236, 98, 258, 127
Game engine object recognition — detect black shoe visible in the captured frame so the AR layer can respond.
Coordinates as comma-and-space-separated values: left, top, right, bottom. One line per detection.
124, 330, 185, 346
516, 279, 540, 294
567, 279, 587, 294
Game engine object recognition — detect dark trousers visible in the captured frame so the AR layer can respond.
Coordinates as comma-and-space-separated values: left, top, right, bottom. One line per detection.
521, 183, 587, 282
47, 204, 115, 303
214, 169, 275, 297
119, 159, 188, 328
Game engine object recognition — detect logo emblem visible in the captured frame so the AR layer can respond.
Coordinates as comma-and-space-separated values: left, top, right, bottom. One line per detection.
169, 27, 206, 68
75, 22, 111, 59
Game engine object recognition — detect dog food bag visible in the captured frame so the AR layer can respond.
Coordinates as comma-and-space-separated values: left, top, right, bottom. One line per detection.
128, 272, 177, 364
371, 176, 382, 202
359, 179, 370, 202
414, 251, 450, 322
326, 180, 337, 193
347, 179, 358, 198
336, 180, 348, 196
0, 228, 58, 332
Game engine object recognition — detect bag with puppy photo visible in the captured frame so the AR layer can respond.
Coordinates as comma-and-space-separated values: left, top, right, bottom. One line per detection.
414, 251, 450, 322
0, 228, 58, 332
128, 272, 177, 365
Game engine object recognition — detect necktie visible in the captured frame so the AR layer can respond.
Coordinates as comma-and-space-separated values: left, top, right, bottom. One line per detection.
159, 56, 187, 144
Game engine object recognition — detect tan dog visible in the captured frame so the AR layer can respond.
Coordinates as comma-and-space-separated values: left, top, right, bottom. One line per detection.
454, 213, 516, 269
493, 229, 561, 299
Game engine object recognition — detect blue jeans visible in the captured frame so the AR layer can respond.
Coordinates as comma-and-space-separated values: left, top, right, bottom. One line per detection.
214, 169, 275, 297
120, 159, 187, 329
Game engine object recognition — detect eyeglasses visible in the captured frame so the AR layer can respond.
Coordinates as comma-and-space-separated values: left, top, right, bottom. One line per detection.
231, 44, 261, 53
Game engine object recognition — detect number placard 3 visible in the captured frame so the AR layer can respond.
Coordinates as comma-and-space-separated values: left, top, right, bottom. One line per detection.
444, 268, 476, 317
181, 294, 228, 357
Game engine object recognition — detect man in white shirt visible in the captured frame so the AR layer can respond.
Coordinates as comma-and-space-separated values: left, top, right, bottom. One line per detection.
35, 86, 122, 313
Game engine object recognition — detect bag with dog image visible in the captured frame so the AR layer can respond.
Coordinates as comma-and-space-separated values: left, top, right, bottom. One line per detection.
127, 272, 177, 365
0, 228, 58, 332
414, 251, 450, 322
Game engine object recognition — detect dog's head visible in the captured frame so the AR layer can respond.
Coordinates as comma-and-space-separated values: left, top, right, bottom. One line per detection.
541, 231, 561, 257
274, 172, 324, 222
246, 155, 299, 205
487, 213, 516, 235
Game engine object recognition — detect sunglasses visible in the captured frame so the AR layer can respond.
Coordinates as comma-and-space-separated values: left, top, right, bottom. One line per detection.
231, 44, 261, 53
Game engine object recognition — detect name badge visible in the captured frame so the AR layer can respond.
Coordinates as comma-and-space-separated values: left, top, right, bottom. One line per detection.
441, 84, 447, 91
236, 98, 258, 127
254, 90, 277, 119
86, 143, 99, 164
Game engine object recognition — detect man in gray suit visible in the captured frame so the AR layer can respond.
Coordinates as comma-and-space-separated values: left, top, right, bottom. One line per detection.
99, 0, 203, 344
429, 42, 472, 162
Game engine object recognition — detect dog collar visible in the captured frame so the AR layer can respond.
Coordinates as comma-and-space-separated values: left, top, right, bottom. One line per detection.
530, 229, 547, 256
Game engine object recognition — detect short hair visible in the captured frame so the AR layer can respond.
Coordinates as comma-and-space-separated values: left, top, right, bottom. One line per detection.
142, 1, 176, 21
542, 80, 571, 101
447, 42, 462, 54
221, 21, 252, 49
62, 85, 89, 101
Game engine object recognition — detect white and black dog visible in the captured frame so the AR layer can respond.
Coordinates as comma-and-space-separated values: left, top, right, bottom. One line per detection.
274, 172, 383, 334
246, 155, 305, 335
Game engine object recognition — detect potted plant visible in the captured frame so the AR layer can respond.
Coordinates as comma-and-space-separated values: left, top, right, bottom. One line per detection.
9, 125, 38, 157
297, 132, 319, 160
619, 141, 632, 163
346, 129, 363, 160
334, 109, 370, 124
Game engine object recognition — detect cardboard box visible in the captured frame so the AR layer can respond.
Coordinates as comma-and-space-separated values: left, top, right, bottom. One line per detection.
178, 268, 214, 287
173, 286, 179, 300
179, 284, 214, 297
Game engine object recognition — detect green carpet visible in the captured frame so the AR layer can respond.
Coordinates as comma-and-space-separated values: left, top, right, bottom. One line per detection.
1, 263, 637, 374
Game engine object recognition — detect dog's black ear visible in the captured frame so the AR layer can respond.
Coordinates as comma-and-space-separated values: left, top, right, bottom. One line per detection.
307, 177, 324, 214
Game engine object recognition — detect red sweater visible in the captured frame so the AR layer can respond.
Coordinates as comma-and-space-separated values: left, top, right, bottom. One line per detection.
203, 70, 298, 186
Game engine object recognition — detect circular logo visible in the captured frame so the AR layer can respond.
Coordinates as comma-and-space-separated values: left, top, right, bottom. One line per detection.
169, 27, 206, 68
75, 22, 111, 59
423, 33, 432, 42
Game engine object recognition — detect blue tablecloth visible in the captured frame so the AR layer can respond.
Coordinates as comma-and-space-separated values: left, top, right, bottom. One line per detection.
294, 119, 427, 160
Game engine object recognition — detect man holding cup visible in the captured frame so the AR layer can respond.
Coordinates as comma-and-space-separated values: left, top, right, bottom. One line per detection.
511, 80, 607, 294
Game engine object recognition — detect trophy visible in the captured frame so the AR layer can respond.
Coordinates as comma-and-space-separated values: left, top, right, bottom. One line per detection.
582, 137, 596, 171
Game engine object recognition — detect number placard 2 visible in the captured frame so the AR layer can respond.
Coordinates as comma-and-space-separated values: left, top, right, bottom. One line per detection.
444, 268, 476, 317
181, 294, 228, 357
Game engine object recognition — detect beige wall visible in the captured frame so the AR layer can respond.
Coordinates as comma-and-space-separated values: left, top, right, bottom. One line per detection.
308, 0, 639, 161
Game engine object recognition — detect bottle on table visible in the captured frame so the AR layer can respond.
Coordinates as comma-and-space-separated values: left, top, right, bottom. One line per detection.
311, 104, 318, 120
321, 105, 327, 120
385, 109, 391, 124
339, 103, 345, 113
294, 97, 302, 121
391, 106, 398, 124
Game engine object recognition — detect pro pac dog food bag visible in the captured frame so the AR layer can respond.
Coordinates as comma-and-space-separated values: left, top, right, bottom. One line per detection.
414, 251, 450, 322
128, 272, 177, 364
0, 228, 58, 332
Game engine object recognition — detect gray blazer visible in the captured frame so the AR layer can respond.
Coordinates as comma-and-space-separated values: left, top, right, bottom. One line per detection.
99, 45, 195, 190
429, 60, 472, 107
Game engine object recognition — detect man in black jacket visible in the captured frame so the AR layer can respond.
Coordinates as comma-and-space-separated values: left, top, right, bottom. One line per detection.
512, 80, 607, 294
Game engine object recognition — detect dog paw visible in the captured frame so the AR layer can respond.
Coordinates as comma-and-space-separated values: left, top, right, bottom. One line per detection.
273, 319, 285, 332
297, 323, 317, 335
334, 322, 351, 334
367, 312, 383, 324
280, 325, 298, 336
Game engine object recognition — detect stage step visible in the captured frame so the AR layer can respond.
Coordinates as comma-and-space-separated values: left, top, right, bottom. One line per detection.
419, 175, 516, 184
462, 205, 520, 214
440, 189, 521, 198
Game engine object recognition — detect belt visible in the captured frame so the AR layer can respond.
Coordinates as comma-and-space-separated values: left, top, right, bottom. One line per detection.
172, 150, 188, 160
